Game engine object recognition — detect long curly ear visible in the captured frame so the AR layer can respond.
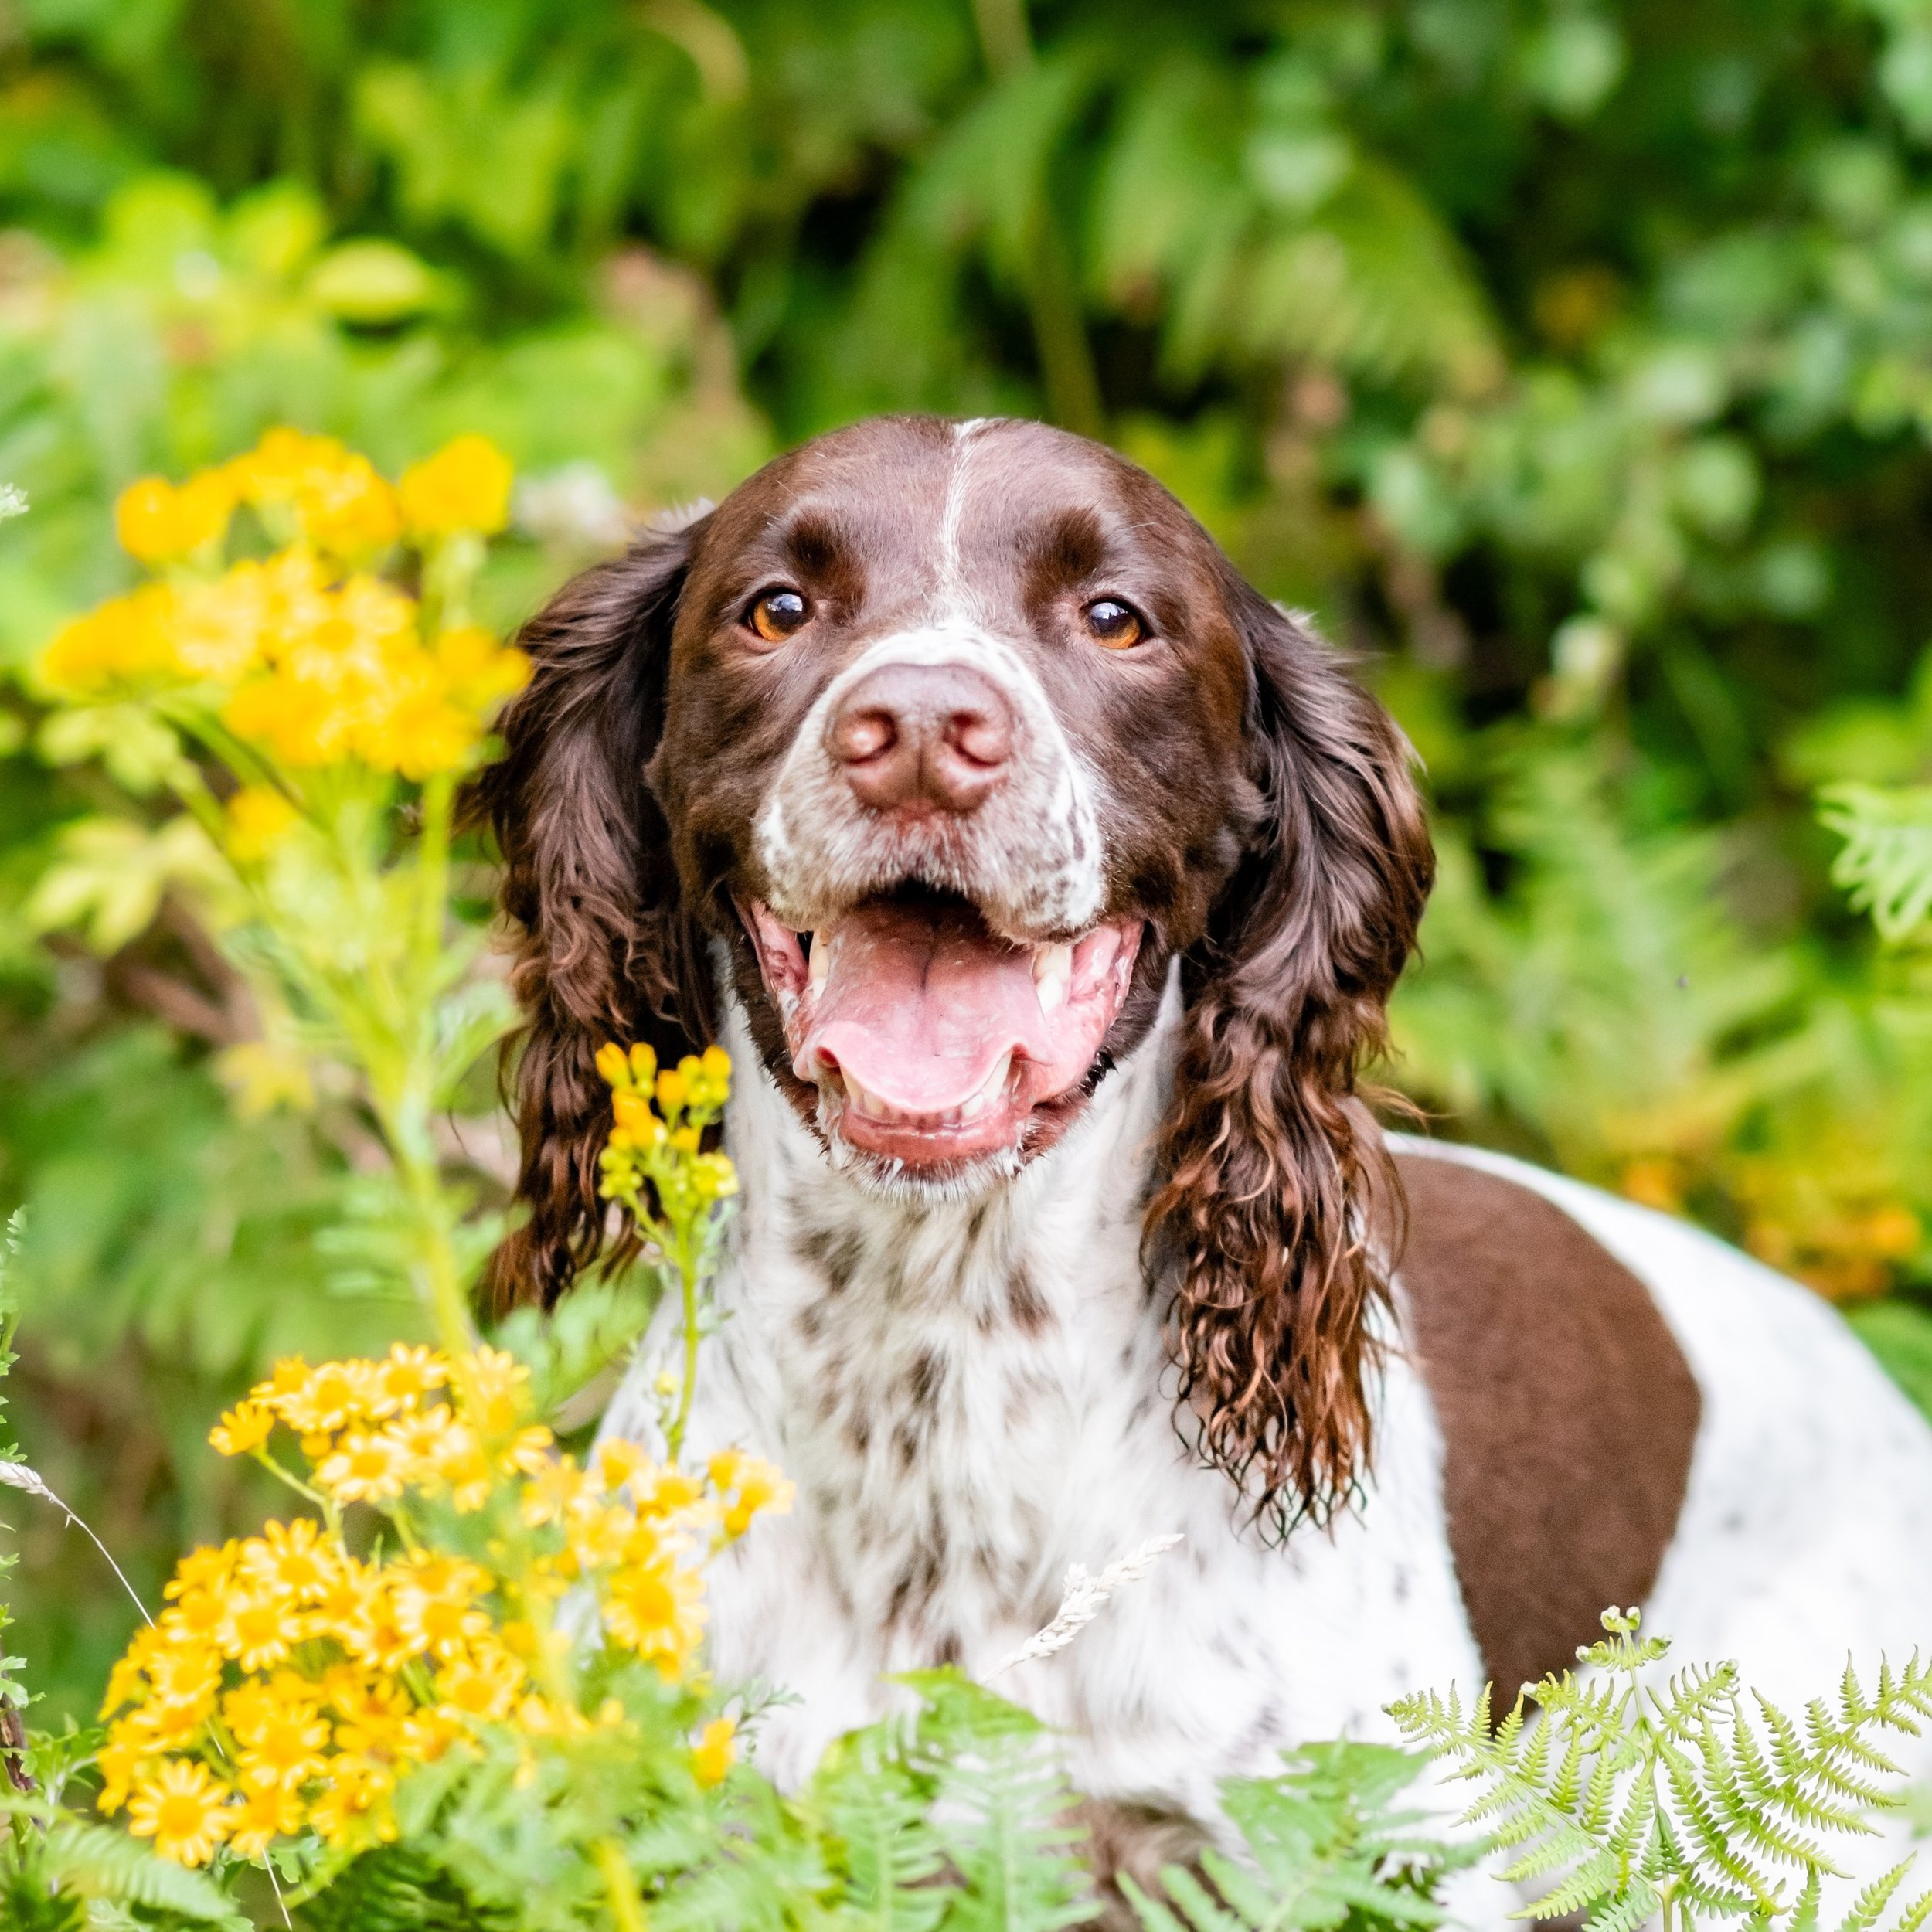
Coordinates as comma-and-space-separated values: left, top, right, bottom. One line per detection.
477, 522, 713, 1309
1148, 579, 1434, 1534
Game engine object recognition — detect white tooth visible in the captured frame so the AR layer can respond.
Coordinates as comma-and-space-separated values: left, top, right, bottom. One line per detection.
973, 1055, 1012, 1113
843, 1072, 879, 1117
1032, 942, 1072, 1015
808, 930, 830, 991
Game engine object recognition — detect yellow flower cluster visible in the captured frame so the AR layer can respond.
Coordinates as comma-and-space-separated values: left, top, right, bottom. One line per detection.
110, 427, 512, 569
103, 1344, 789, 1866
597, 1042, 739, 1226
40, 430, 528, 783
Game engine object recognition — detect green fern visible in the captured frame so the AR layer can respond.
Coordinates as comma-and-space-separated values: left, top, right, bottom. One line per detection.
1122, 1740, 1461, 1932
804, 1721, 953, 1930
1821, 785, 1932, 943
901, 1670, 1100, 1932
1392, 1609, 1932, 1932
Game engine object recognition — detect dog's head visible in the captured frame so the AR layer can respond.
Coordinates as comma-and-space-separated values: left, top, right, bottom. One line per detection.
481, 414, 1433, 1525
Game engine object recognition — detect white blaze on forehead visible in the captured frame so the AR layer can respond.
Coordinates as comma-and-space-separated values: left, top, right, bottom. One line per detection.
934, 415, 1001, 631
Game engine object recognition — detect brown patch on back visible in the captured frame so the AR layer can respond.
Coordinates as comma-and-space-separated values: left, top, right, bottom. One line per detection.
1393, 1151, 1702, 1705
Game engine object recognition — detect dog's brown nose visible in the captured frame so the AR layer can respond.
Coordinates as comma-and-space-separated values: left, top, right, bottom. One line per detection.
826, 662, 1015, 813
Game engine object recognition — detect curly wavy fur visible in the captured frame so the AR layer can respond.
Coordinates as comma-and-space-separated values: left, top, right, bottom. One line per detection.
474, 524, 714, 1311
1148, 579, 1433, 1534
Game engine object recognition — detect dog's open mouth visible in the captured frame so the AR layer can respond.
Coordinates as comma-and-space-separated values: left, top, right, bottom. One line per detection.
741, 890, 1142, 1165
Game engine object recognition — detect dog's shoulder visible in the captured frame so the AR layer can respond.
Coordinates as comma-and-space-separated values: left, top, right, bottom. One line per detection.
1389, 1143, 1702, 1702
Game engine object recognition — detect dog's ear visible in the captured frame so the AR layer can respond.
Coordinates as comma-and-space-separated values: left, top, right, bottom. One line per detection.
476, 521, 713, 1309
1148, 577, 1433, 1534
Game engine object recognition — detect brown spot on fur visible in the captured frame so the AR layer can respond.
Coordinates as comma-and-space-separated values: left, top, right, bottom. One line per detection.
1394, 1152, 1701, 1704
1007, 1262, 1050, 1333
906, 1349, 942, 1409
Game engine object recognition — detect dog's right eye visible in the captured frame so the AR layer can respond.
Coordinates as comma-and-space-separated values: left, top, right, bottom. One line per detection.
746, 588, 810, 644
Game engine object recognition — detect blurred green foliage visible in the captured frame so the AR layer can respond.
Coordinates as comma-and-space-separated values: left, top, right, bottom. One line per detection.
3, 0, 1932, 1714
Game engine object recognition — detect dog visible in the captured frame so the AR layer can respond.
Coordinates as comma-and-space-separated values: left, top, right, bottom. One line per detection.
481, 414, 1932, 1908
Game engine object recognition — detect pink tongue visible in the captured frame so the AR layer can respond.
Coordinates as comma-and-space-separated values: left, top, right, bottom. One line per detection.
802, 902, 1059, 1115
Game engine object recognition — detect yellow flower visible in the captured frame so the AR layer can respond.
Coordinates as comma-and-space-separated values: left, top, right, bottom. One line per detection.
397, 434, 514, 539
693, 1716, 737, 1786
307, 1753, 396, 1849
341, 1578, 421, 1673
601, 1550, 706, 1676
116, 469, 236, 565
239, 1518, 338, 1602
427, 1421, 493, 1513
168, 1543, 241, 1596
217, 1588, 300, 1672
434, 1640, 527, 1724
389, 1555, 491, 1661
209, 1400, 276, 1458
234, 428, 401, 558
143, 1639, 224, 1715
501, 1423, 555, 1478
39, 583, 181, 694
223, 784, 300, 862
273, 1357, 371, 1437
590, 1437, 654, 1495
716, 1454, 794, 1540
369, 1342, 446, 1413
316, 1428, 412, 1505
95, 1731, 150, 1814
310, 1551, 381, 1633
323, 1666, 412, 1753
460, 1345, 532, 1436
127, 1759, 234, 1866
230, 1699, 332, 1793
228, 1778, 306, 1858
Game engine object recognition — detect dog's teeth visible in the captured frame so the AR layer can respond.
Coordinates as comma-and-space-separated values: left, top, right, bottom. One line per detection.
808, 930, 830, 991
973, 1056, 1012, 1115
1032, 942, 1072, 1015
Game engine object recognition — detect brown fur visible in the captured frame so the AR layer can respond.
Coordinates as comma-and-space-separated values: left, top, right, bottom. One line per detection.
478, 415, 1436, 1531
1394, 1152, 1702, 1701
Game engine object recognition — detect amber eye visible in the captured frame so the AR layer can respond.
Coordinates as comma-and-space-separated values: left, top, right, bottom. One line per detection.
1083, 597, 1145, 650
747, 587, 810, 644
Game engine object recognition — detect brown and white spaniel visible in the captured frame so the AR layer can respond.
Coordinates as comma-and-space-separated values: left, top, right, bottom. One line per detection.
481, 415, 1932, 1913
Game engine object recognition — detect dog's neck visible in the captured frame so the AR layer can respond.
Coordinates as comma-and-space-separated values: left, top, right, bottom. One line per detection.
701, 970, 1189, 1657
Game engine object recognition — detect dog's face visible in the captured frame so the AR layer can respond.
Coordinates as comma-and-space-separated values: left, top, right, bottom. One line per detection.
648, 417, 1256, 1190
485, 413, 1434, 1528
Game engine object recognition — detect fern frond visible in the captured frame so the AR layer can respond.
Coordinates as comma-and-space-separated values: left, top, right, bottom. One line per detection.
1837, 1856, 1915, 1932
35, 1821, 240, 1921
1580, 1876, 1661, 1932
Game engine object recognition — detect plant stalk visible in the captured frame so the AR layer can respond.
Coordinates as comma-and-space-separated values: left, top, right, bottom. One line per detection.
968, 0, 1105, 439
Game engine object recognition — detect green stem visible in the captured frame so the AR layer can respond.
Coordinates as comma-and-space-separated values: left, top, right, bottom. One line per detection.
414, 771, 454, 992
968, 0, 1104, 438
667, 1236, 701, 1466
594, 1835, 651, 1932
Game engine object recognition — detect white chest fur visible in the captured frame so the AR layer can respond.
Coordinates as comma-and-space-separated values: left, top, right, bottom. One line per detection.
597, 989, 1485, 1821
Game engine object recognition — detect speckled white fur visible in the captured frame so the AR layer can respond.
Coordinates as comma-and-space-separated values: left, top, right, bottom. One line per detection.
597, 975, 1932, 1912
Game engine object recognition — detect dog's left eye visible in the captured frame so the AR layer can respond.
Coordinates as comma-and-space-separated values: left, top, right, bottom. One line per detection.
1083, 598, 1145, 650
747, 588, 810, 644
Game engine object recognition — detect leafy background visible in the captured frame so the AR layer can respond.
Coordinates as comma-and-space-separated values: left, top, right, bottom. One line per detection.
1, 0, 1930, 1720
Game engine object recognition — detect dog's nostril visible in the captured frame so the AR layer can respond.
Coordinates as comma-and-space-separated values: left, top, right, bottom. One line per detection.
945, 702, 1012, 770
828, 706, 896, 766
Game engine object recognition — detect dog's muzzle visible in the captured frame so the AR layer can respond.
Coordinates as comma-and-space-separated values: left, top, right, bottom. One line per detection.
745, 630, 1136, 1169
